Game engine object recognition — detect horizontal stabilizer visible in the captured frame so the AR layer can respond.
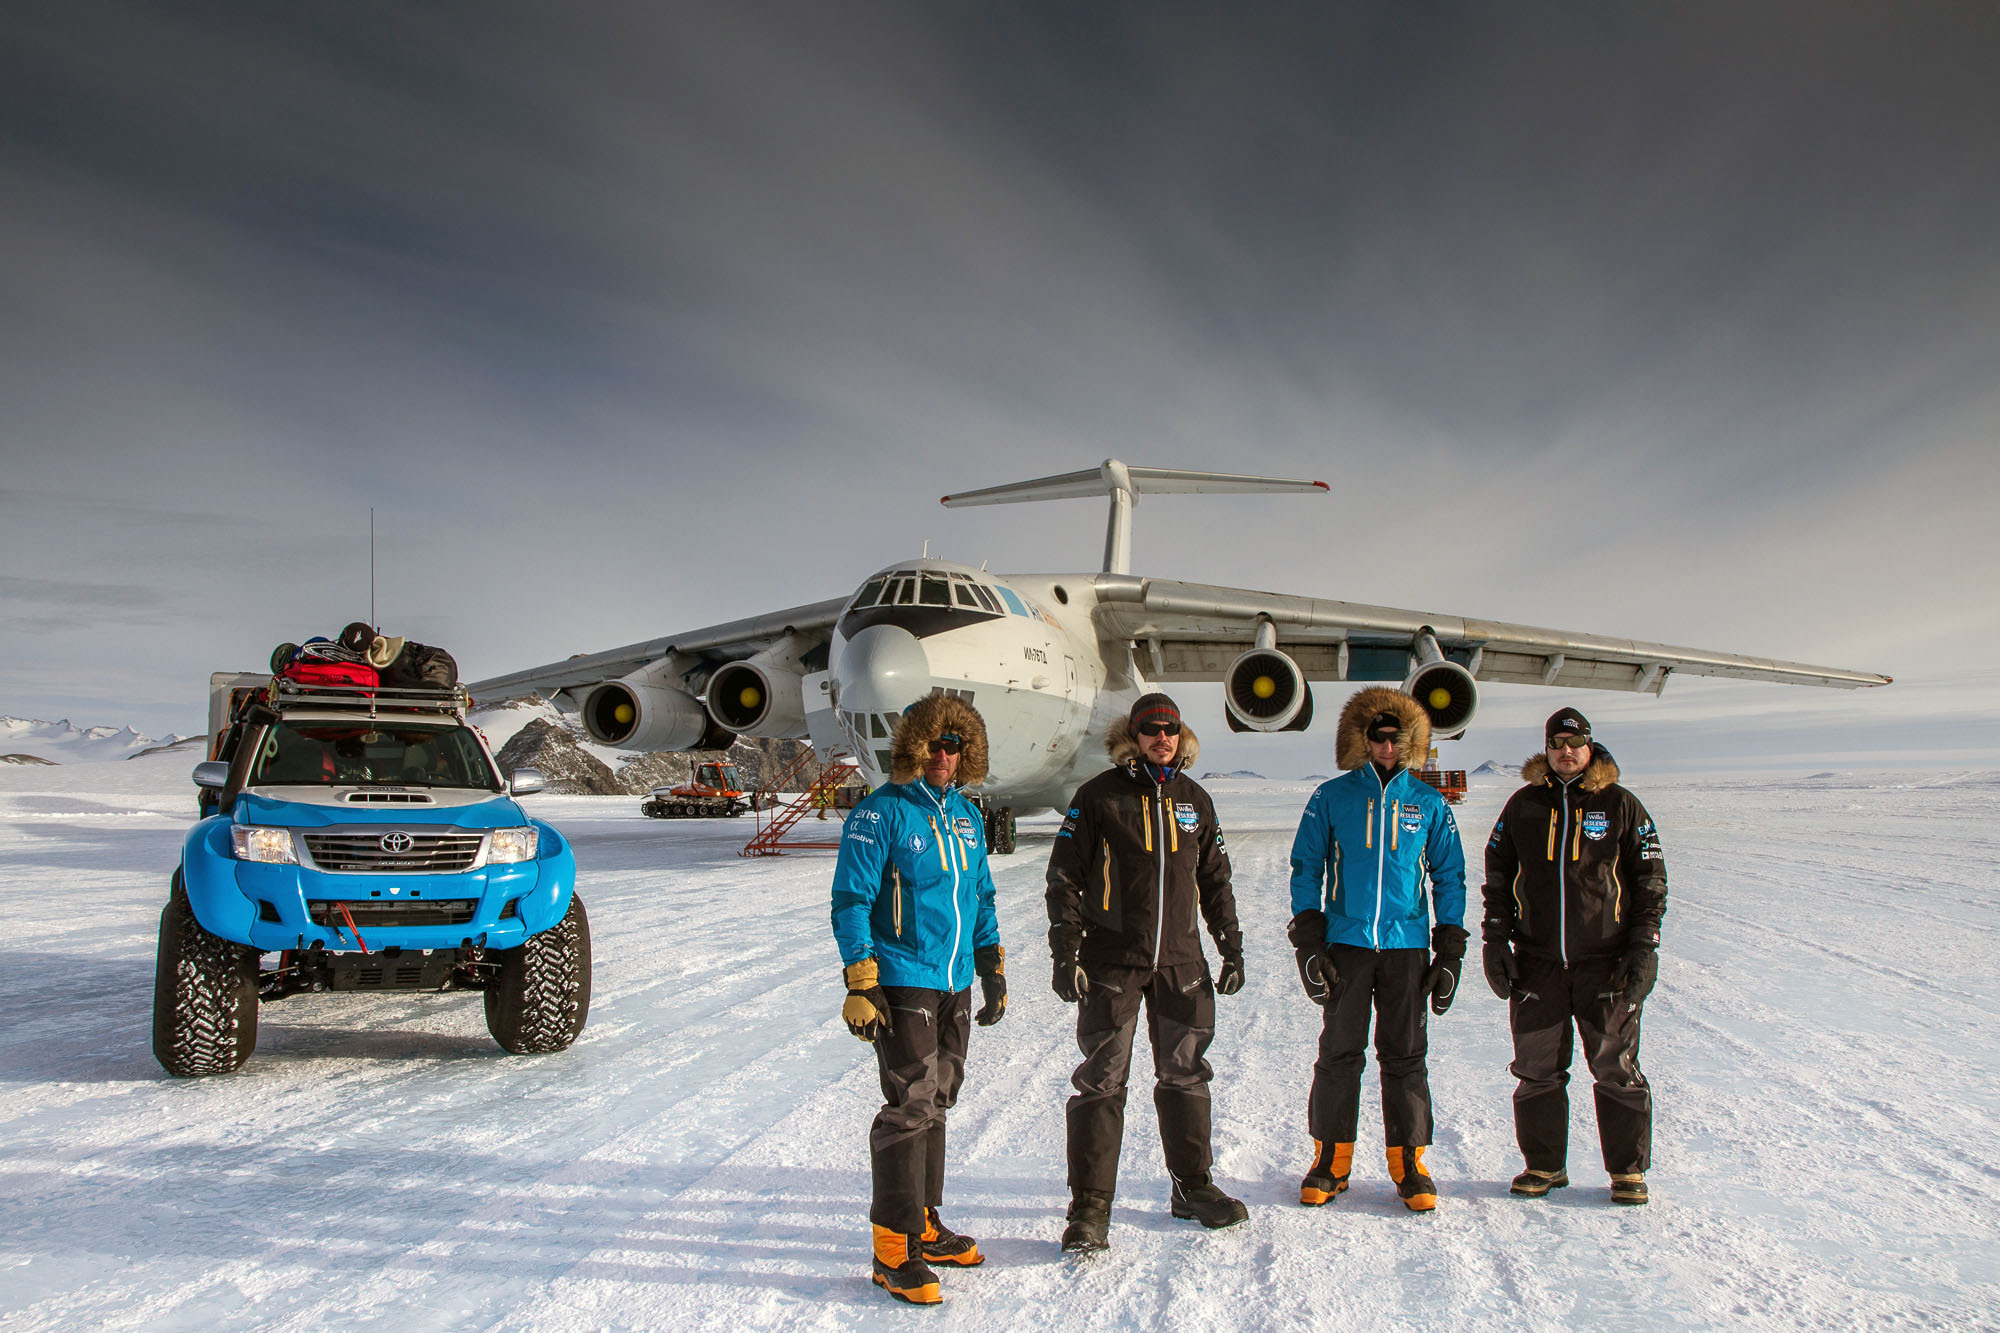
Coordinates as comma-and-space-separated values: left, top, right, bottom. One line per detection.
941, 458, 1327, 574
941, 459, 1326, 507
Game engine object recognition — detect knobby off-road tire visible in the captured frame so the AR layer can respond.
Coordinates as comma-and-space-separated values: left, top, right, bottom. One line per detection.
485, 894, 592, 1055
152, 881, 260, 1077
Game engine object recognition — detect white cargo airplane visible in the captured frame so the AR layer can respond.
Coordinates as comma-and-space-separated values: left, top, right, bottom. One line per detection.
471, 460, 1889, 849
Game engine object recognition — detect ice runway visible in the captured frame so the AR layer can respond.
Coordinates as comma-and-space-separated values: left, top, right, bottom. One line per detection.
2, 753, 1995, 1331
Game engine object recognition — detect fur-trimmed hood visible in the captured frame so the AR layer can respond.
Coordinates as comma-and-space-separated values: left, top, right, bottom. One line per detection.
1104, 717, 1202, 773
888, 692, 990, 787
1521, 743, 1620, 793
1334, 687, 1430, 772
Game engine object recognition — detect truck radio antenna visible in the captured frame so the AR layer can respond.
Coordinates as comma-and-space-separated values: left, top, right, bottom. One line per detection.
370, 507, 376, 631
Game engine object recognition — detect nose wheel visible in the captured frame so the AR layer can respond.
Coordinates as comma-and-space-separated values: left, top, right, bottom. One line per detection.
981, 804, 1016, 856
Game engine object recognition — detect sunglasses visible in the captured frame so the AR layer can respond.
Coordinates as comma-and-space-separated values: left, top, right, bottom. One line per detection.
1136, 721, 1182, 737
1547, 735, 1592, 751
928, 735, 963, 756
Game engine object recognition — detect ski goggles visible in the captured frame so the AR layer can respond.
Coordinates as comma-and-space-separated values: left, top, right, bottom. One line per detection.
1547, 735, 1592, 751
928, 734, 963, 755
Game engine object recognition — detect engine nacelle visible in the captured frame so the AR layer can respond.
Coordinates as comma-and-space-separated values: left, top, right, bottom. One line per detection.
582, 675, 736, 752
705, 660, 809, 738
1403, 659, 1478, 739
1223, 648, 1313, 732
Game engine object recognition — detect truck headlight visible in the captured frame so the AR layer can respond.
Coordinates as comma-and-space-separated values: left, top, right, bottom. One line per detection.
231, 825, 298, 864
487, 827, 539, 864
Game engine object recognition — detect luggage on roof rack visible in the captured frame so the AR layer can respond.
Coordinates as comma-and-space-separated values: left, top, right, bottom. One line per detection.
268, 678, 470, 719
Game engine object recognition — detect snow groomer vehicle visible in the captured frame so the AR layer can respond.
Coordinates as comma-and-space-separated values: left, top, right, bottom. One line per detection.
154, 642, 588, 1077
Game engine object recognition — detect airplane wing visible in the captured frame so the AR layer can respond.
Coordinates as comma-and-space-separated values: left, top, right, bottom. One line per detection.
468, 596, 850, 700
1089, 574, 1890, 692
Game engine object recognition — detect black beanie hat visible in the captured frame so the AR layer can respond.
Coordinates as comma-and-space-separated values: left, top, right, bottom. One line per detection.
1545, 707, 1592, 743
1366, 711, 1403, 742
1129, 693, 1181, 731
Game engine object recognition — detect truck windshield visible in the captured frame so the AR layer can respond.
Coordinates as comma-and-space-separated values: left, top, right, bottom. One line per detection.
251, 722, 498, 789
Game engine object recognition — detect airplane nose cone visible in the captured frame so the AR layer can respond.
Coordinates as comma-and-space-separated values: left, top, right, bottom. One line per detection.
836, 624, 931, 714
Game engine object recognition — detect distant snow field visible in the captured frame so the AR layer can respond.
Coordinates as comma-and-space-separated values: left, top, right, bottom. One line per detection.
1, 753, 1995, 1331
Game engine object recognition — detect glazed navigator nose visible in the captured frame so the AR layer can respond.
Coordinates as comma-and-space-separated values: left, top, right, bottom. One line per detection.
835, 624, 931, 714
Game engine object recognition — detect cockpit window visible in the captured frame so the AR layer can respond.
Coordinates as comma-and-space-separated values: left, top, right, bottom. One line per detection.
893, 579, 916, 605
951, 583, 981, 608
969, 584, 1001, 613
919, 577, 950, 606
852, 578, 885, 609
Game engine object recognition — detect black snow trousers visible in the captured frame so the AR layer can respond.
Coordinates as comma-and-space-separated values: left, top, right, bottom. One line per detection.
1067, 961, 1216, 1196
1508, 954, 1651, 1176
869, 986, 971, 1234
1309, 945, 1434, 1148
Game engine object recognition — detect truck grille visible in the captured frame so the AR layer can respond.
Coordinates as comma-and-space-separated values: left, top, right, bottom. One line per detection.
308, 899, 480, 927
300, 830, 484, 873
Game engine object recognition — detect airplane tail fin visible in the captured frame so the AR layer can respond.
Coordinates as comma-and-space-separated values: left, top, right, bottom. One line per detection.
941, 459, 1327, 575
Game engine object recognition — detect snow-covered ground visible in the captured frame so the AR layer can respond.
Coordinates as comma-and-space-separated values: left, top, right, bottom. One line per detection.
1, 755, 1996, 1331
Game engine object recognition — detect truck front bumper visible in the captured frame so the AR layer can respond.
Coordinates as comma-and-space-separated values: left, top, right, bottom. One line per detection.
180, 818, 577, 953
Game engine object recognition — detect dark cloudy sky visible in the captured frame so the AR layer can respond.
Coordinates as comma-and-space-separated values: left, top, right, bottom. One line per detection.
4, 2, 1996, 768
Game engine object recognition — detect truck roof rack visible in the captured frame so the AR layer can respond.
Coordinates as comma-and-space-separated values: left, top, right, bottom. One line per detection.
268, 679, 470, 720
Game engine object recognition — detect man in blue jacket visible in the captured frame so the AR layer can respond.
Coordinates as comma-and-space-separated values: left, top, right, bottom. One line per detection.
1287, 686, 1468, 1212
830, 693, 1006, 1306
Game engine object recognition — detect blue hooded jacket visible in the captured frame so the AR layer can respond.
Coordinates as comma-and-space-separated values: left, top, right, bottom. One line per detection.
830, 777, 1000, 991
1290, 764, 1467, 951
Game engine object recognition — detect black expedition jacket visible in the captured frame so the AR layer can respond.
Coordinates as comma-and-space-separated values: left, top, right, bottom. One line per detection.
1483, 747, 1667, 966
1047, 734, 1240, 972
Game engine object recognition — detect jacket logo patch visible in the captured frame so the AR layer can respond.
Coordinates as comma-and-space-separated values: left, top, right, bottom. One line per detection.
1174, 802, 1199, 832
1399, 801, 1423, 833
1582, 811, 1610, 841
907, 833, 928, 853
954, 816, 977, 841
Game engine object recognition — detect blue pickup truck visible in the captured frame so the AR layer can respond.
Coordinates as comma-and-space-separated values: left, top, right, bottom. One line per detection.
153, 674, 589, 1077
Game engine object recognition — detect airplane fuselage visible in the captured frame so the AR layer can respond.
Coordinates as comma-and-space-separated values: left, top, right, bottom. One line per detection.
811, 559, 1143, 811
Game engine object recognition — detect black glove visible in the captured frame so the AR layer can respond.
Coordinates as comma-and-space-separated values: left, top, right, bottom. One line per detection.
841, 958, 893, 1042
1610, 934, 1660, 1008
1287, 910, 1337, 1006
1050, 924, 1089, 1004
974, 944, 1007, 1026
1424, 924, 1469, 1015
1482, 940, 1518, 1000
1214, 931, 1244, 996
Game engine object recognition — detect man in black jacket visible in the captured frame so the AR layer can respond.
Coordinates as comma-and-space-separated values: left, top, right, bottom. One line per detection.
1045, 693, 1247, 1252
1483, 708, 1667, 1206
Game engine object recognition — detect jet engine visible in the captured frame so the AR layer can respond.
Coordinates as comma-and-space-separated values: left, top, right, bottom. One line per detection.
704, 659, 809, 738
1223, 647, 1313, 732
582, 674, 735, 751
1403, 631, 1478, 739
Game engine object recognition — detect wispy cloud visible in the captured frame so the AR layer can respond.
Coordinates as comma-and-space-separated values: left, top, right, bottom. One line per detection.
0, 3, 1995, 748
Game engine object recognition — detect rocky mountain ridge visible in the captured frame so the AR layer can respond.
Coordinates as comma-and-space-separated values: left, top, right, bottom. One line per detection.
480, 701, 814, 796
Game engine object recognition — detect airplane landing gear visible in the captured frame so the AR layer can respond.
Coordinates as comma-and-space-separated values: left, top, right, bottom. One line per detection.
981, 803, 1016, 856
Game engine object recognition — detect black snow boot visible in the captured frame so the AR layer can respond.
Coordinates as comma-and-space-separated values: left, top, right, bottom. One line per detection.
1510, 1168, 1569, 1198
1610, 1173, 1649, 1206
1061, 1190, 1112, 1254
920, 1207, 983, 1267
1169, 1174, 1249, 1230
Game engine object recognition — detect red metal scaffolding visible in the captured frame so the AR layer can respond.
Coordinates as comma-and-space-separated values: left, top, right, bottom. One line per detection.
739, 748, 864, 856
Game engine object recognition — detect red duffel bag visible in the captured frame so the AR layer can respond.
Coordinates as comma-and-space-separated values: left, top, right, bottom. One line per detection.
280, 660, 379, 689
